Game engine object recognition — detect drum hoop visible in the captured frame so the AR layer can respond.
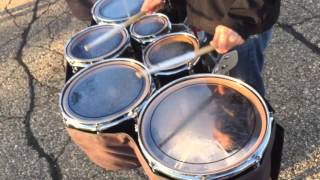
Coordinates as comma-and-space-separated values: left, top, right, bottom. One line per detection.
142, 32, 200, 74
130, 13, 172, 41
59, 58, 152, 131
92, 0, 143, 24
64, 24, 130, 67
137, 74, 273, 179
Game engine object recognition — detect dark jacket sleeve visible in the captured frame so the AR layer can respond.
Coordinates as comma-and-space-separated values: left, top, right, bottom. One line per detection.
186, 0, 281, 39
220, 0, 281, 39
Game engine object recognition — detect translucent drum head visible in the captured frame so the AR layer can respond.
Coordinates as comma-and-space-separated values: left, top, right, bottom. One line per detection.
92, 0, 144, 24
65, 25, 129, 67
138, 74, 272, 179
131, 13, 170, 40
143, 33, 199, 72
60, 59, 151, 131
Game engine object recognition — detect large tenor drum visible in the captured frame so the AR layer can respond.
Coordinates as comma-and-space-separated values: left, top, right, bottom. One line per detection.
138, 74, 273, 179
60, 58, 153, 132
143, 32, 200, 87
64, 24, 130, 72
92, 0, 144, 24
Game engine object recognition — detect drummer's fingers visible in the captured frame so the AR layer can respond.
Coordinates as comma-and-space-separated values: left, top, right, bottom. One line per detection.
211, 26, 244, 54
141, 0, 163, 13
210, 27, 226, 53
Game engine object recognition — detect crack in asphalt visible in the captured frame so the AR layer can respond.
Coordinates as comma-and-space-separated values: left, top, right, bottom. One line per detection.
277, 22, 320, 56
286, 15, 320, 26
54, 138, 71, 162
0, 1, 51, 23
0, 1, 69, 50
14, 0, 62, 179
4, 0, 23, 29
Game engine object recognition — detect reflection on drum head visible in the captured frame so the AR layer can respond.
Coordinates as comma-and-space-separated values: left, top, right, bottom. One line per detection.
148, 41, 194, 65
139, 76, 267, 175
70, 27, 124, 59
150, 84, 256, 164
66, 64, 146, 119
143, 33, 199, 71
98, 0, 143, 20
133, 16, 166, 36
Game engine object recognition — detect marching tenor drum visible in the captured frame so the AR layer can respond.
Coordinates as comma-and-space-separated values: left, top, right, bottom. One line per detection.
60, 58, 153, 132
130, 13, 171, 45
143, 32, 200, 88
137, 74, 273, 180
92, 0, 144, 24
60, 58, 155, 170
64, 24, 131, 73
130, 13, 172, 60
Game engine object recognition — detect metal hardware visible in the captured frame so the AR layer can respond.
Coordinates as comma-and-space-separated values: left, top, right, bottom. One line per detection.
212, 50, 238, 75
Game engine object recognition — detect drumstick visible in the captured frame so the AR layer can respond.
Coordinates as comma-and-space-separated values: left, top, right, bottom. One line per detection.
84, 11, 146, 52
147, 45, 216, 74
135, 45, 216, 78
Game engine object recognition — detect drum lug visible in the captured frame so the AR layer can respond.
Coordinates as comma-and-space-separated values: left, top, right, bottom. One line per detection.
149, 162, 159, 172
96, 124, 101, 134
72, 66, 78, 74
128, 110, 138, 119
252, 154, 262, 168
134, 124, 139, 132
64, 121, 72, 128
269, 112, 274, 123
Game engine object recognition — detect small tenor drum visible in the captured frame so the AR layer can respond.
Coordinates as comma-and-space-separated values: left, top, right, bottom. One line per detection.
130, 13, 171, 60
130, 13, 171, 45
143, 32, 200, 87
59, 58, 153, 132
138, 74, 273, 180
64, 24, 130, 72
92, 0, 144, 24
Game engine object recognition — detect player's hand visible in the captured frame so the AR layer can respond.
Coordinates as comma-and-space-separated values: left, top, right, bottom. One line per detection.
141, 0, 166, 14
212, 122, 234, 151
210, 25, 245, 54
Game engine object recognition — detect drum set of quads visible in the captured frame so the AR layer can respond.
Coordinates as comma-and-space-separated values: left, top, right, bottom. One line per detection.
59, 0, 283, 179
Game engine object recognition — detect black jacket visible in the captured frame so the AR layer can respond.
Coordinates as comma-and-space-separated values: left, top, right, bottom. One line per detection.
185, 0, 281, 39
65, 0, 280, 39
